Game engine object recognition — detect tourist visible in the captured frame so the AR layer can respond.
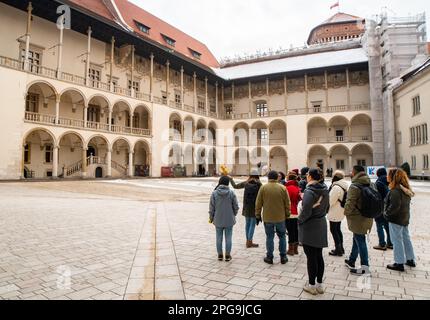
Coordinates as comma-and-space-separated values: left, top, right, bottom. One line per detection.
285, 171, 301, 256
230, 173, 262, 248
278, 172, 286, 186
327, 171, 348, 256
385, 168, 417, 272
299, 168, 329, 295
344, 166, 375, 275
256, 170, 291, 265
299, 167, 310, 193
373, 168, 393, 251
209, 176, 239, 262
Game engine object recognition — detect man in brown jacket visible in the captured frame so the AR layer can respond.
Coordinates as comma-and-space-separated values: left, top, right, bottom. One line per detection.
256, 171, 291, 265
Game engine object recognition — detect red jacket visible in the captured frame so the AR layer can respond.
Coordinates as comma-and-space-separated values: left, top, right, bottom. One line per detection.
286, 180, 301, 217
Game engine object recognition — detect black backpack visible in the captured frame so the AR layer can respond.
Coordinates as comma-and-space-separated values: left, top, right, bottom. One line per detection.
353, 183, 384, 218
338, 186, 348, 209
244, 183, 260, 207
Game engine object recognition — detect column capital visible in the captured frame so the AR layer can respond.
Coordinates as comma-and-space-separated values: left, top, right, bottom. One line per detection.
205, 77, 208, 82
166, 60, 170, 66
193, 72, 197, 78
180, 65, 184, 72
87, 26, 92, 34
215, 81, 218, 87
150, 53, 154, 59
55, 94, 61, 103
27, 2, 33, 12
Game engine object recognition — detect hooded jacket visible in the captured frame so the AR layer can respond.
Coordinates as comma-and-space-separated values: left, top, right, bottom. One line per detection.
327, 179, 349, 222
375, 175, 389, 201
286, 180, 301, 217
298, 181, 329, 248
384, 185, 415, 227
230, 178, 262, 218
344, 172, 374, 235
209, 185, 239, 228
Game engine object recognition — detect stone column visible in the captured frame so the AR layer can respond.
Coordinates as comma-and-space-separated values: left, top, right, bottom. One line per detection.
248, 81, 252, 117
56, 16, 64, 79
324, 71, 329, 110
180, 66, 184, 109
349, 153, 353, 174
305, 74, 309, 112
150, 53, 154, 102
110, 37, 115, 92
83, 103, 88, 128
130, 45, 135, 98
55, 95, 60, 124
82, 149, 88, 178
215, 82, 219, 118
232, 83, 235, 113
108, 109, 112, 131
85, 27, 92, 86
166, 60, 170, 105
106, 149, 112, 177
193, 72, 197, 112
266, 78, 269, 96
346, 68, 351, 108
128, 151, 134, 177
52, 146, 59, 179
221, 84, 224, 117
326, 153, 331, 173
21, 144, 26, 179
205, 77, 208, 115
24, 2, 33, 71
284, 75, 288, 111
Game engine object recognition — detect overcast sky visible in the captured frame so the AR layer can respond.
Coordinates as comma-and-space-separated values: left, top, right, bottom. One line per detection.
130, 0, 429, 60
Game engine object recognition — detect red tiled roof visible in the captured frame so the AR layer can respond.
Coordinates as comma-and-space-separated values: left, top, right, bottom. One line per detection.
322, 12, 363, 24
69, 0, 219, 68
68, 0, 115, 21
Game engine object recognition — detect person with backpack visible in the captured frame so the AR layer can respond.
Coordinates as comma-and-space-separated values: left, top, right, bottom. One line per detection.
384, 168, 417, 272
299, 167, 310, 193
327, 171, 349, 257
299, 168, 329, 295
373, 168, 393, 251
209, 176, 239, 262
256, 170, 291, 265
230, 173, 262, 248
285, 171, 301, 256
344, 166, 381, 275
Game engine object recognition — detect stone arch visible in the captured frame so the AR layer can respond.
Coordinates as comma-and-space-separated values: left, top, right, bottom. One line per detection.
329, 144, 350, 173
352, 144, 374, 168
269, 119, 287, 145
134, 139, 151, 177
350, 114, 373, 142
308, 145, 329, 170
234, 147, 250, 176
270, 146, 288, 173
58, 131, 85, 178
307, 117, 328, 144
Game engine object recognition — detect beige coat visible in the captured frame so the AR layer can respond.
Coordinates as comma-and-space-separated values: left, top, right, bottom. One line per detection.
327, 179, 349, 222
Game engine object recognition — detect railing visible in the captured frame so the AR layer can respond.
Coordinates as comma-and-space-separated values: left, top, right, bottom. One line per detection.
25, 112, 56, 124
308, 135, 373, 144
153, 96, 164, 104
114, 86, 132, 97
197, 108, 207, 116
0, 56, 22, 70
28, 63, 57, 79
58, 117, 85, 128
184, 105, 194, 112
269, 139, 287, 145
234, 113, 250, 120
131, 128, 151, 136
269, 110, 287, 117
64, 160, 83, 177
86, 121, 109, 131
87, 156, 105, 166
135, 92, 151, 102
111, 125, 131, 134
61, 72, 86, 85
111, 160, 127, 175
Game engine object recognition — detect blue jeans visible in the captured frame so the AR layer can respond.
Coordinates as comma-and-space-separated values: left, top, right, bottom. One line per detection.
245, 217, 257, 241
264, 222, 287, 259
216, 227, 233, 255
349, 233, 369, 267
375, 216, 392, 247
389, 223, 415, 264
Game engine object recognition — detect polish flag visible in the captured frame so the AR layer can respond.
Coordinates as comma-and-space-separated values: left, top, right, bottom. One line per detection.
330, 1, 339, 10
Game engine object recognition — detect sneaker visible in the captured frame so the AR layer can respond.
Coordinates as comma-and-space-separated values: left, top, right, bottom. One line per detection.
225, 254, 232, 262
280, 256, 288, 265
387, 263, 405, 272
316, 284, 325, 295
264, 257, 274, 265
350, 265, 371, 276
218, 254, 223, 261
373, 245, 387, 251
406, 260, 416, 268
303, 285, 318, 295
345, 259, 355, 269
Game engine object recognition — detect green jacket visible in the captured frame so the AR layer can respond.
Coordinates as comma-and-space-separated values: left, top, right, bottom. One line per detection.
256, 180, 291, 223
344, 172, 374, 235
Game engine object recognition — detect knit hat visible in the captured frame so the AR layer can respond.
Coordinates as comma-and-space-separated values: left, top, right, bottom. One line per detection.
287, 171, 298, 181
292, 169, 300, 176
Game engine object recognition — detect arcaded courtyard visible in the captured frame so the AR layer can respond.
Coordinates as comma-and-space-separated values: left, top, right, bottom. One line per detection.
0, 178, 429, 300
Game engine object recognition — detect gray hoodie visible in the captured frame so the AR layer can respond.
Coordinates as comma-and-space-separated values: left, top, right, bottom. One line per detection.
209, 185, 239, 228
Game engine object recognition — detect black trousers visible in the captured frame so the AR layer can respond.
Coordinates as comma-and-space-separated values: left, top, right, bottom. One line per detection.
303, 245, 325, 286
329, 221, 343, 247
285, 218, 298, 244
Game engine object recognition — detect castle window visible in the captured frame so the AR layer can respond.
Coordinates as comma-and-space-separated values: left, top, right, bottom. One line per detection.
189, 49, 202, 60
162, 35, 176, 47
135, 21, 150, 34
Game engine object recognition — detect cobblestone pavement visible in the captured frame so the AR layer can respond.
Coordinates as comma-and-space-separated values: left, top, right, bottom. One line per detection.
0, 178, 429, 300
